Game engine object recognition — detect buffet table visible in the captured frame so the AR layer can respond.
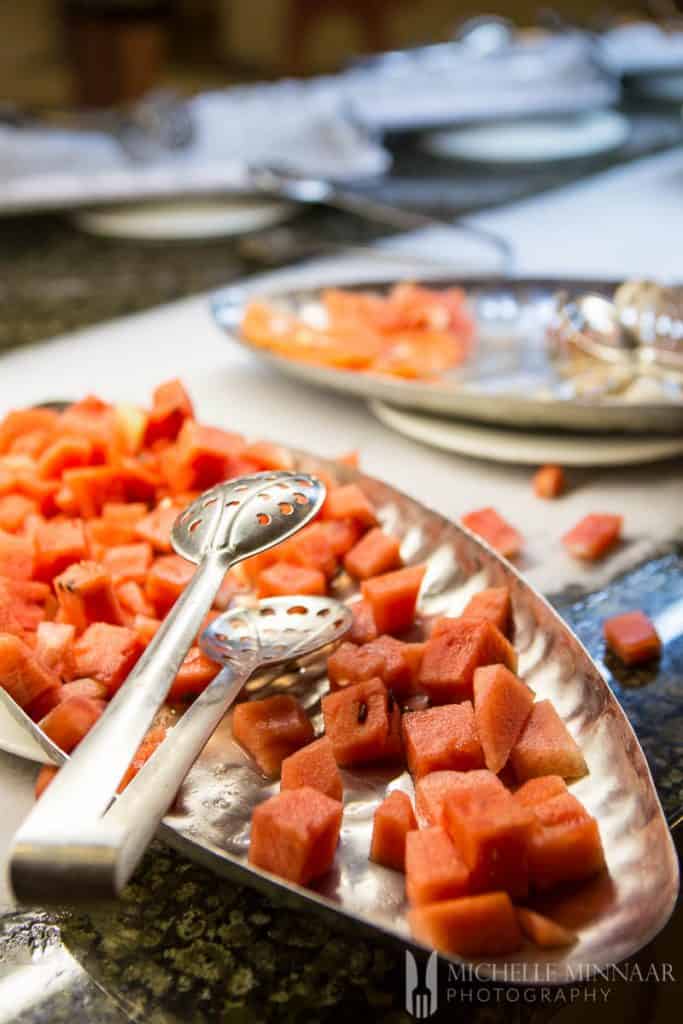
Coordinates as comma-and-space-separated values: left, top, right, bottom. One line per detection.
0, 148, 681, 1023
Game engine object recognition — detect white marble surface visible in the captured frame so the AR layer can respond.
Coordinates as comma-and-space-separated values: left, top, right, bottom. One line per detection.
1, 148, 682, 907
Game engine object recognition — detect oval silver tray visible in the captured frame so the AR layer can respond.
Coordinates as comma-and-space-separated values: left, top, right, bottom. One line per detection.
212, 276, 683, 435
4, 451, 678, 981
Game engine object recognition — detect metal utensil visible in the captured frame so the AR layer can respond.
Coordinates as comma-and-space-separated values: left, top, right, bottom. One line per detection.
10, 471, 325, 902
12, 596, 350, 902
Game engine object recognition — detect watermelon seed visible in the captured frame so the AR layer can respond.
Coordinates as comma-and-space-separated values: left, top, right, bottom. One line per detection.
357, 701, 368, 724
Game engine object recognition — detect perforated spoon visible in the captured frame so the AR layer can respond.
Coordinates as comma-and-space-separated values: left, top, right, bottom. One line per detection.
10, 471, 324, 902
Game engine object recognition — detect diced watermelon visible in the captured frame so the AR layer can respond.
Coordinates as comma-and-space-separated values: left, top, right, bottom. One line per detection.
402, 702, 484, 779
321, 677, 402, 768
533, 791, 593, 829
603, 610, 661, 665
39, 694, 105, 752
348, 599, 378, 644
59, 466, 124, 518
510, 700, 587, 782
327, 636, 419, 697
405, 827, 470, 905
72, 622, 142, 694
116, 580, 156, 618
408, 892, 522, 956
516, 908, 576, 947
370, 790, 417, 871
146, 554, 195, 614
164, 420, 246, 492
248, 786, 342, 885
0, 632, 62, 712
0, 408, 60, 454
513, 775, 567, 809
134, 501, 180, 552
461, 507, 522, 559
462, 586, 512, 637
415, 769, 506, 828
444, 787, 534, 900
318, 519, 361, 558
133, 614, 161, 645
562, 513, 622, 560
168, 647, 220, 701
533, 464, 565, 500
323, 484, 377, 527
256, 562, 326, 598
419, 617, 517, 704
526, 790, 605, 892
0, 528, 34, 580
117, 723, 168, 792
35, 621, 76, 679
54, 561, 124, 632
144, 379, 194, 445
280, 736, 343, 801
34, 518, 88, 582
276, 523, 338, 578
0, 494, 38, 532
59, 678, 109, 702
243, 440, 294, 472
360, 565, 425, 635
37, 437, 93, 480
344, 528, 402, 580
102, 542, 153, 584
0, 576, 46, 635
233, 694, 314, 777
473, 664, 533, 774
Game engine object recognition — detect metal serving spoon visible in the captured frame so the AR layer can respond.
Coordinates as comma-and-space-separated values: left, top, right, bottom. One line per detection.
10, 471, 324, 901
11, 595, 350, 902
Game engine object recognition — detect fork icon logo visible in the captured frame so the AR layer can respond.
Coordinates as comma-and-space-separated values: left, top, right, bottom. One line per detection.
405, 950, 438, 1018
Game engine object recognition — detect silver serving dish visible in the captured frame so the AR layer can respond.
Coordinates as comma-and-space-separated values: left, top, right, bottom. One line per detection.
212, 276, 683, 434
8, 448, 677, 981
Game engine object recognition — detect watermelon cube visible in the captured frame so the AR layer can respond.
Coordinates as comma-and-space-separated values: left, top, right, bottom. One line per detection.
248, 786, 342, 885
562, 513, 622, 560
516, 907, 576, 947
533, 464, 565, 500
327, 635, 421, 697
461, 507, 522, 559
510, 700, 587, 782
321, 677, 402, 768
280, 736, 343, 801
348, 600, 378, 644
409, 893, 522, 956
54, 560, 124, 632
419, 617, 517, 704
256, 562, 327, 598
323, 484, 377, 527
513, 775, 567, 809
370, 790, 417, 871
528, 814, 605, 891
361, 565, 425, 635
344, 528, 402, 580
405, 826, 470, 905
402, 702, 484, 779
473, 664, 533, 774
603, 610, 661, 665
233, 694, 314, 778
462, 586, 512, 636
415, 769, 506, 828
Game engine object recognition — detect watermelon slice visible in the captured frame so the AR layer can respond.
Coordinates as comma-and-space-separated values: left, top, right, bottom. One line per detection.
473, 664, 533, 774
419, 617, 517, 704
402, 701, 484, 779
409, 892, 522, 956
603, 610, 661, 665
510, 700, 587, 782
321, 677, 402, 768
280, 736, 343, 802
248, 786, 342, 885
361, 565, 425, 635
405, 826, 470, 905
233, 694, 314, 778
462, 586, 512, 637
344, 528, 402, 580
370, 790, 417, 872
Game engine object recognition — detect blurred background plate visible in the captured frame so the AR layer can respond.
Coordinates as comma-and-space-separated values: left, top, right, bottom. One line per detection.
369, 399, 683, 466
73, 197, 295, 240
213, 275, 683, 434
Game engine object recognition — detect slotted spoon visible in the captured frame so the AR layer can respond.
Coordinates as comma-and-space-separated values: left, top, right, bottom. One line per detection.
10, 471, 324, 901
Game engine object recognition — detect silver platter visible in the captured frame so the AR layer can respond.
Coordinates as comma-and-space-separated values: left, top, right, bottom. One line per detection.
212, 276, 683, 434
152, 452, 676, 981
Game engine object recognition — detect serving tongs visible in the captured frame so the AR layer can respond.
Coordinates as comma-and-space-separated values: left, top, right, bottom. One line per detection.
10, 470, 325, 903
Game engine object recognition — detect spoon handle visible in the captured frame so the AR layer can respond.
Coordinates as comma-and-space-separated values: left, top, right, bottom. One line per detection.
10, 553, 227, 903
103, 661, 252, 894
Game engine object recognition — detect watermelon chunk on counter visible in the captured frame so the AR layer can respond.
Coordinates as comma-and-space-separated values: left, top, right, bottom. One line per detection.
409, 892, 522, 957
516, 907, 577, 948
321, 677, 402, 768
461, 507, 522, 559
256, 562, 327, 598
415, 769, 506, 829
419, 617, 517, 704
402, 702, 484, 779
405, 826, 470, 906
562, 513, 622, 560
72, 622, 143, 694
370, 790, 416, 872
462, 586, 512, 637
348, 600, 378, 645
248, 786, 342, 885
533, 464, 565, 500
323, 484, 377, 527
603, 610, 661, 665
34, 518, 88, 582
327, 636, 422, 697
54, 561, 124, 632
344, 528, 402, 580
233, 694, 314, 777
0, 528, 34, 581
39, 694, 105, 753
280, 735, 343, 801
444, 786, 534, 900
509, 700, 587, 782
473, 664, 534, 774
360, 564, 425, 636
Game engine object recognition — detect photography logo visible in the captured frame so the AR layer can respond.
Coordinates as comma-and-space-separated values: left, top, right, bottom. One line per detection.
405, 950, 438, 1019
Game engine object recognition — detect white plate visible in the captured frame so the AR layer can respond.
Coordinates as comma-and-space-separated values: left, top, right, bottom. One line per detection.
370, 399, 683, 466
421, 111, 630, 164
73, 197, 295, 241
